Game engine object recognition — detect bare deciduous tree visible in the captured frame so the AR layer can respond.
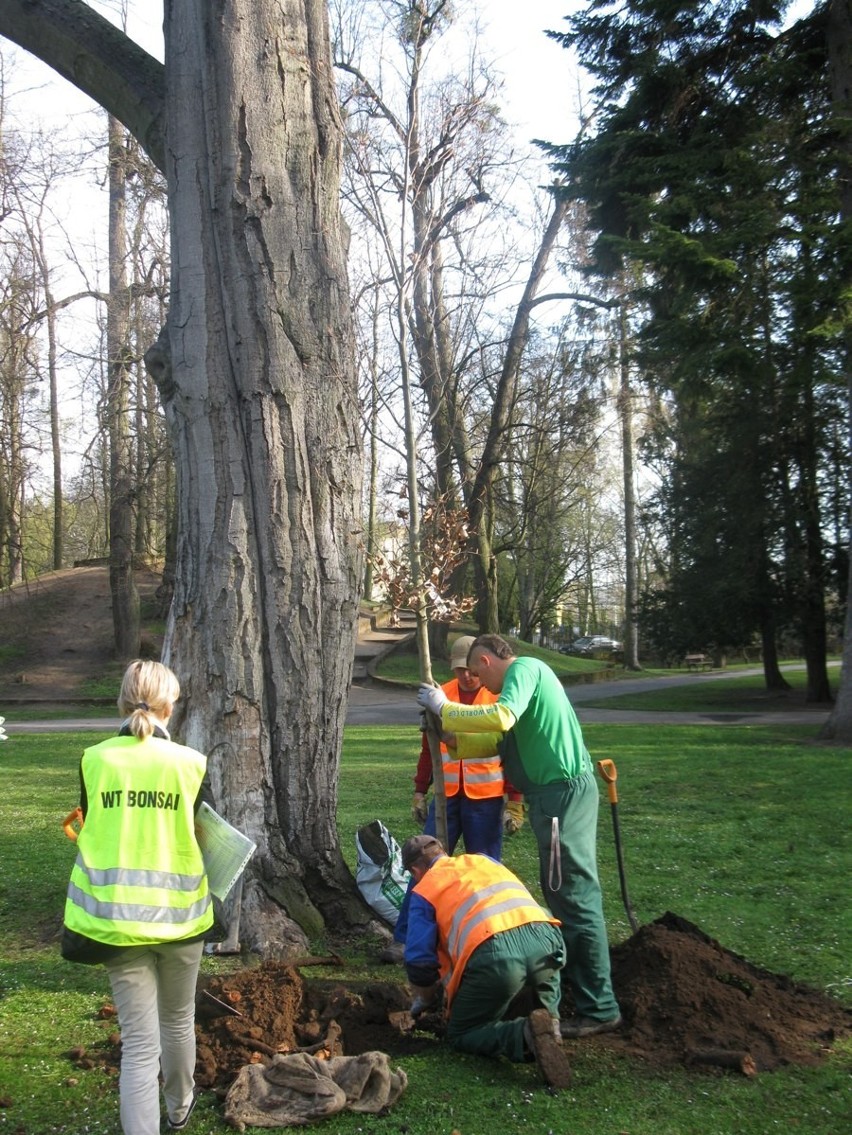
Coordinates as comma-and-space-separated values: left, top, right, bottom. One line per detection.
336, 0, 570, 635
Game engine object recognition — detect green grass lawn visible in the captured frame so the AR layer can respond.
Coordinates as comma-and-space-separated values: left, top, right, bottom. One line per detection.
374, 634, 609, 684
1, 723, 850, 1134
1, 703, 118, 722
575, 665, 834, 711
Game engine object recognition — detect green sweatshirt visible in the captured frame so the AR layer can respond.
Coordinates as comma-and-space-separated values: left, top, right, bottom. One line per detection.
441, 656, 589, 793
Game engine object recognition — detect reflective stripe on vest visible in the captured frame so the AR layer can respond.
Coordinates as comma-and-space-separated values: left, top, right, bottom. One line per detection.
440, 680, 504, 800
445, 879, 535, 959
72, 859, 207, 891
67, 878, 211, 926
443, 761, 461, 792
461, 766, 504, 787
414, 854, 558, 1006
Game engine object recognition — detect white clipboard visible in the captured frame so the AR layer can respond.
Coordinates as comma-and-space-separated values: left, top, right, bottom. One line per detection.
195, 802, 257, 900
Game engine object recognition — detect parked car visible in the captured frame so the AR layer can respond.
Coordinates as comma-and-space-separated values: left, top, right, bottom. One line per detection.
560, 637, 594, 655
561, 635, 622, 656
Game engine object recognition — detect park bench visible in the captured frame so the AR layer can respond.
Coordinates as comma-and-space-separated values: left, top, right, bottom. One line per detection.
684, 653, 713, 671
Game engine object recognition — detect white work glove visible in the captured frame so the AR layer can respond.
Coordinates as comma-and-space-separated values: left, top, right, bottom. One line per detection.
417, 684, 448, 716
411, 792, 429, 824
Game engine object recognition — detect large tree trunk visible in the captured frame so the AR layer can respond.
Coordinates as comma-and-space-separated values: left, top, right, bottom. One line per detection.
363, 349, 379, 603
0, 0, 366, 951
759, 609, 789, 691
106, 115, 140, 660
800, 490, 832, 703
147, 0, 365, 952
47, 286, 62, 570
29, 216, 64, 570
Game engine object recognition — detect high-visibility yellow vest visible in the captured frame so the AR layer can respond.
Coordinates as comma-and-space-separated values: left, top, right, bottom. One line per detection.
63, 735, 213, 947
440, 680, 504, 799
413, 853, 559, 1006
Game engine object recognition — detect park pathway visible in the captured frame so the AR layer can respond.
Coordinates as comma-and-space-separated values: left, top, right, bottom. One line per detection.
7, 614, 832, 732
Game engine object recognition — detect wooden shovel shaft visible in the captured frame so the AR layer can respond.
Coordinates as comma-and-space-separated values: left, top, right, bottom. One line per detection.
425, 708, 449, 850
596, 759, 639, 933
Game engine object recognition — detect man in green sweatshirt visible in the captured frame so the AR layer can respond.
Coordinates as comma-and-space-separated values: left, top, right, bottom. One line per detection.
417, 633, 621, 1037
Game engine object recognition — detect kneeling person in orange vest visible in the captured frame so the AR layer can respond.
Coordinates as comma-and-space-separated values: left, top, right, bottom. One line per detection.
400, 835, 572, 1088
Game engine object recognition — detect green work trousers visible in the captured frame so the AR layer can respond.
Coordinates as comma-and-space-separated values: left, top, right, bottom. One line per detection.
526, 769, 620, 1021
445, 922, 565, 1062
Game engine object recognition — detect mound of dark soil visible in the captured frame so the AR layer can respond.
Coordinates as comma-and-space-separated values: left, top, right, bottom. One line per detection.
114, 913, 847, 1092
606, 911, 850, 1071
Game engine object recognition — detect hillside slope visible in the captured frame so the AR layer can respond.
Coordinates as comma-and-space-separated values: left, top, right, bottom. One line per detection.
0, 566, 163, 702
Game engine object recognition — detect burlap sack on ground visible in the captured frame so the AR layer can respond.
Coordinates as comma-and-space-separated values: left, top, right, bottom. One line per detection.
223, 1050, 408, 1130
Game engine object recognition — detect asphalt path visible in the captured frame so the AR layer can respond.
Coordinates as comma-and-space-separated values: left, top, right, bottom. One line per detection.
6, 665, 831, 732
351, 667, 831, 727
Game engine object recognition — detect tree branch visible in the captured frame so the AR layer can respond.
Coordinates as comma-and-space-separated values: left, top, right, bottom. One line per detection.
334, 59, 404, 141
25, 282, 166, 328
425, 191, 490, 252
0, 0, 165, 172
525, 290, 621, 311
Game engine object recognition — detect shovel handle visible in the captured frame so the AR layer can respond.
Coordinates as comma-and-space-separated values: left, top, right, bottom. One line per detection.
596, 759, 619, 804
63, 807, 84, 841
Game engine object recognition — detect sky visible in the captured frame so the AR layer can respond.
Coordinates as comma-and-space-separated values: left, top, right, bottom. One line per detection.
481, 1, 579, 146
0, 0, 817, 494
0, 2, 581, 286
2, 2, 580, 155
0, 2, 581, 488
1, 0, 818, 169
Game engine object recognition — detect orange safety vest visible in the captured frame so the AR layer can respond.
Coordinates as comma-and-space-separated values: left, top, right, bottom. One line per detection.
413, 853, 559, 1007
440, 679, 504, 800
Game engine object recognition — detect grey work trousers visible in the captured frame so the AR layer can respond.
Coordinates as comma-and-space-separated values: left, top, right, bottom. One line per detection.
105, 938, 203, 1135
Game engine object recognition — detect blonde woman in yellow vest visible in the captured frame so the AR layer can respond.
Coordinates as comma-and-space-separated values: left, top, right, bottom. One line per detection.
400, 835, 572, 1089
62, 660, 213, 1135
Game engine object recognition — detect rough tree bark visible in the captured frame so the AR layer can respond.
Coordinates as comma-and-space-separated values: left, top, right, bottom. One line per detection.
0, 0, 366, 952
106, 115, 140, 660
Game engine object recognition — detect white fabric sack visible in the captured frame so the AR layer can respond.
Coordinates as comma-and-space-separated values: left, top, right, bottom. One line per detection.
355, 820, 409, 925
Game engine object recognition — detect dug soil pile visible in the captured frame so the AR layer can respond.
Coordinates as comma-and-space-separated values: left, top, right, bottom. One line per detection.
180, 912, 850, 1091
607, 912, 850, 1072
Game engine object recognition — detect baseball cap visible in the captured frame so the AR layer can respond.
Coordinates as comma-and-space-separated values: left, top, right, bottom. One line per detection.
401, 834, 443, 872
449, 635, 476, 670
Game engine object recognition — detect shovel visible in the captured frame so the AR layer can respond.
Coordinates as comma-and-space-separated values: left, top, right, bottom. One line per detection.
596, 759, 639, 934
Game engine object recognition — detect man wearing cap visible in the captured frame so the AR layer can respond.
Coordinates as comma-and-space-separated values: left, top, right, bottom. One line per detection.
417, 634, 622, 1039
381, 635, 522, 963
400, 835, 572, 1088
412, 635, 524, 854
